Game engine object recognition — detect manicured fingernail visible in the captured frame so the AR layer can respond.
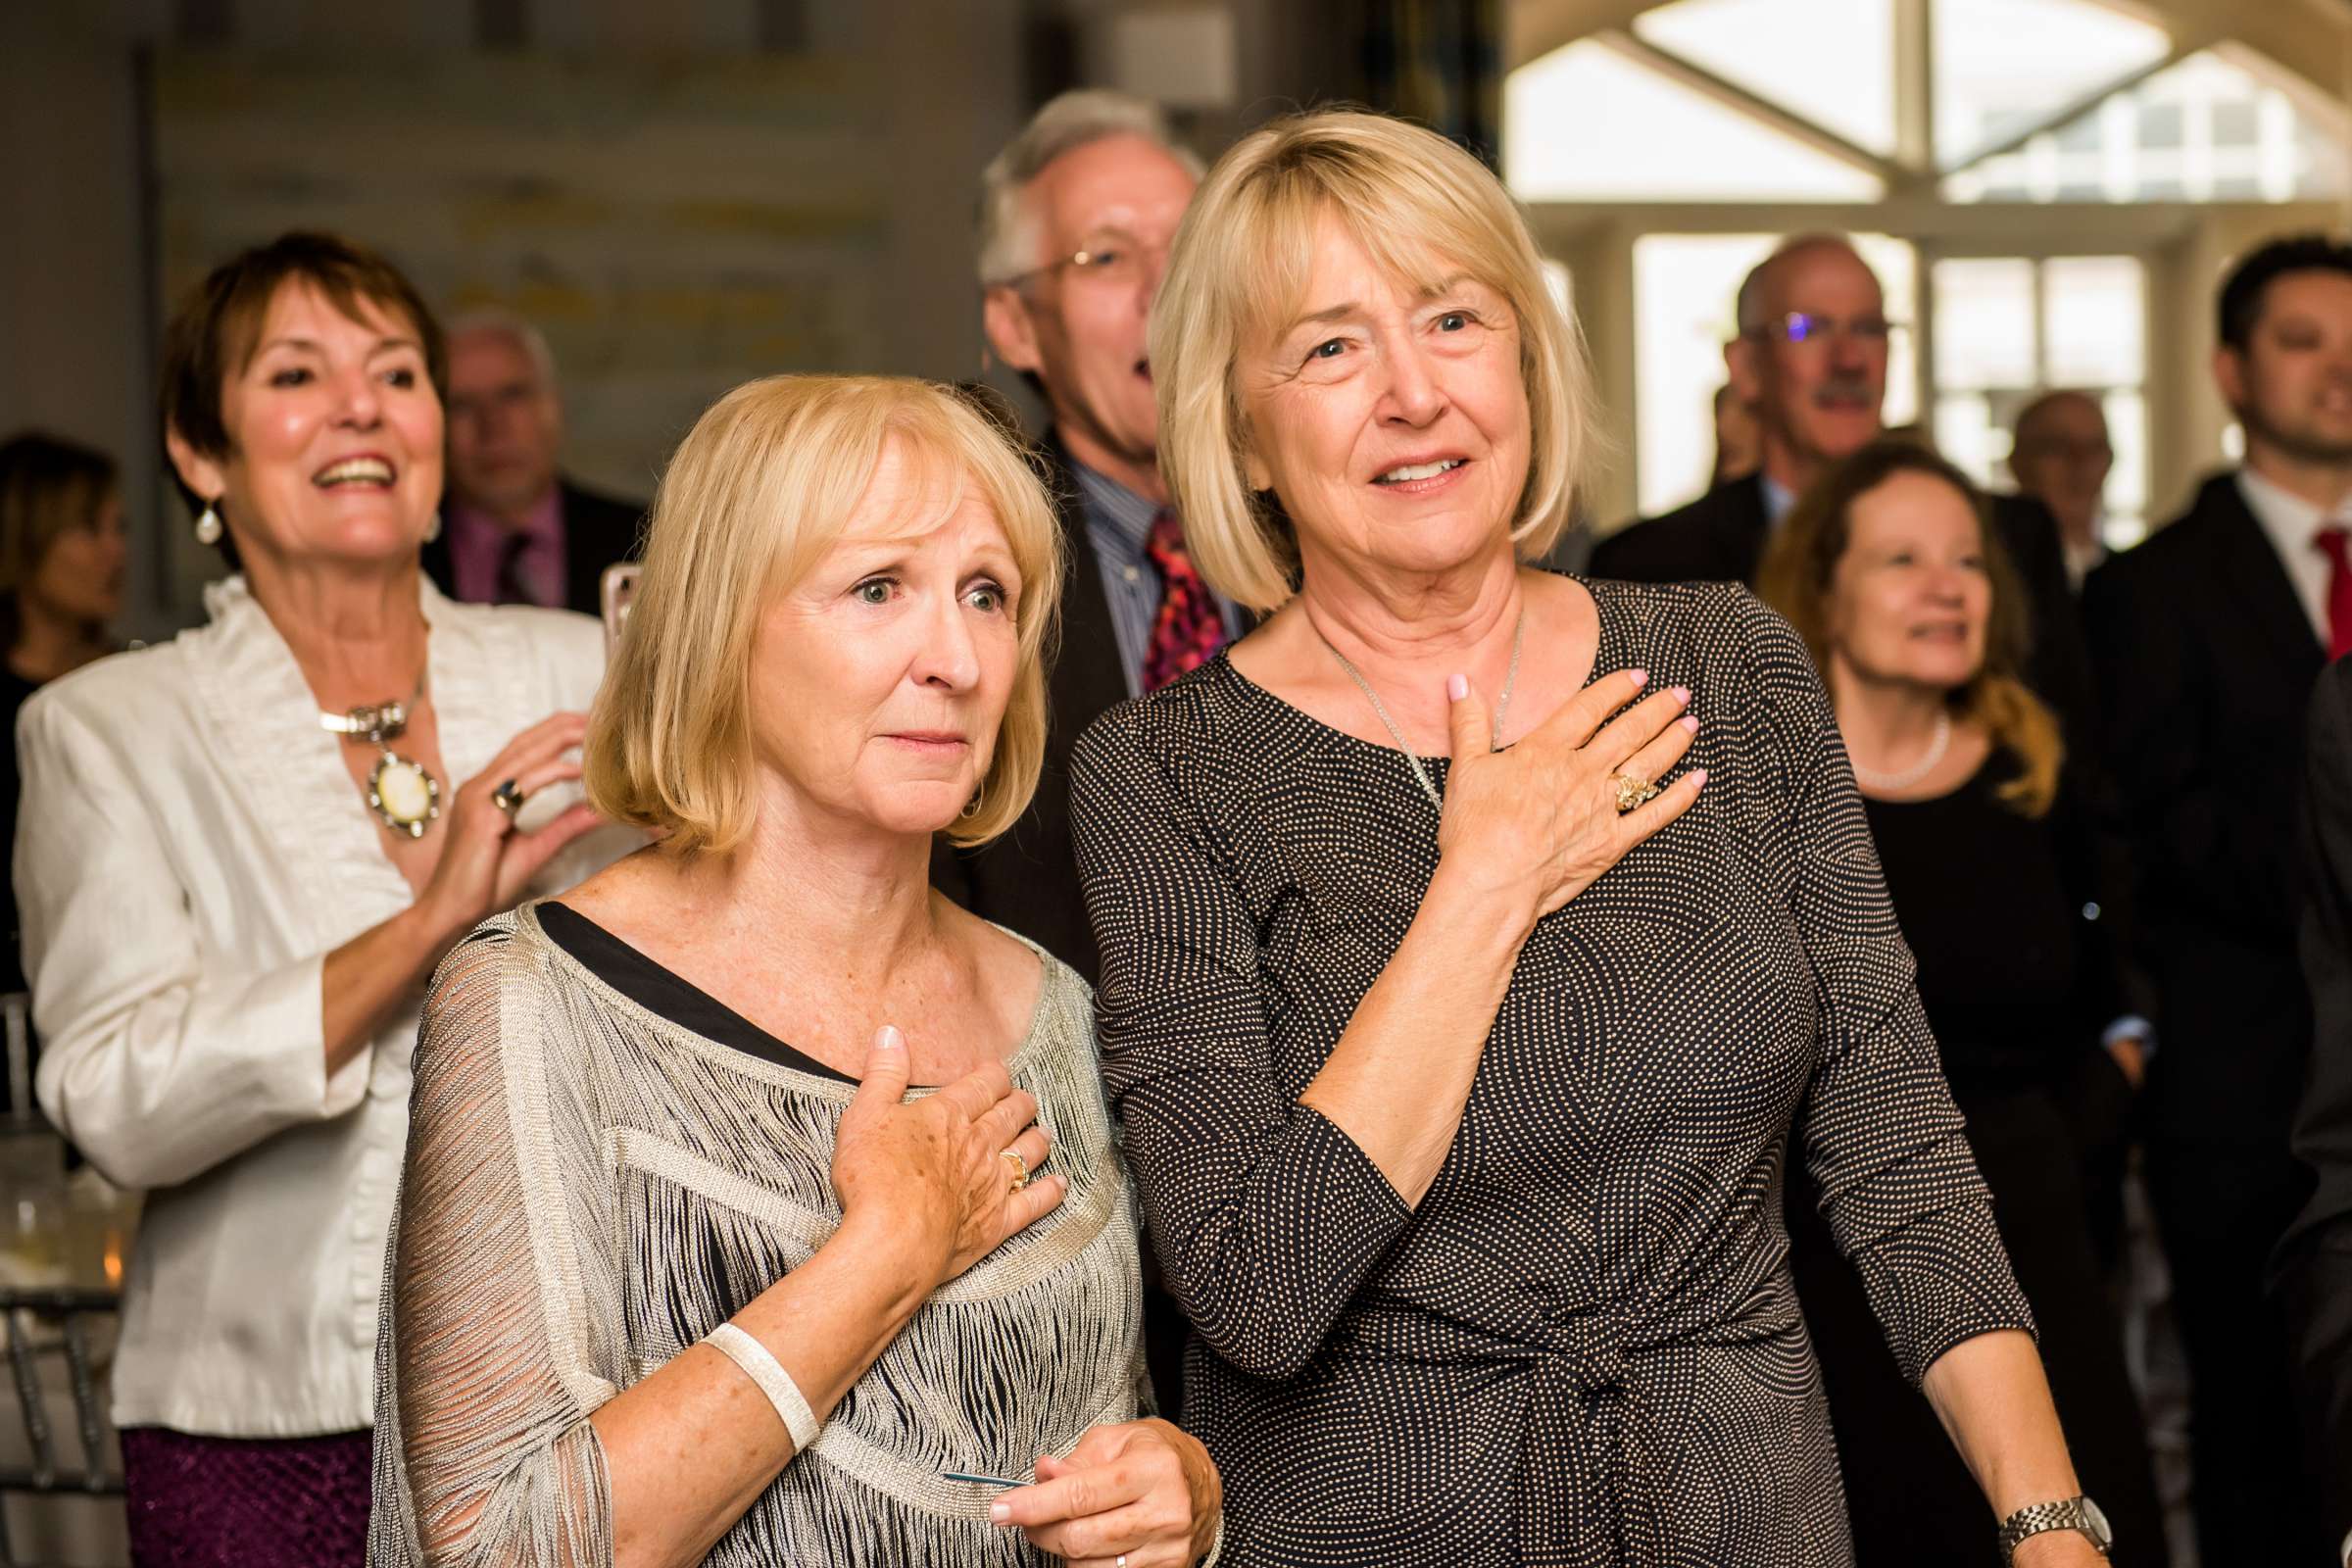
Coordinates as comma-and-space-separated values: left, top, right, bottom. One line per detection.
1446, 672, 1469, 701
1679, 714, 1699, 732
1670, 685, 1690, 705
1629, 668, 1647, 686
1689, 768, 1708, 787
875, 1024, 903, 1050
990, 1502, 1009, 1523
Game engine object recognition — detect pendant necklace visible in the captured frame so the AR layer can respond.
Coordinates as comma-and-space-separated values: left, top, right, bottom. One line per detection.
1316, 609, 1526, 810
319, 674, 442, 839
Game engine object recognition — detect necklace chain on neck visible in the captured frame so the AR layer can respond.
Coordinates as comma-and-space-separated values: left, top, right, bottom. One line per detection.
318, 670, 429, 744
1318, 609, 1526, 810
1850, 709, 1952, 793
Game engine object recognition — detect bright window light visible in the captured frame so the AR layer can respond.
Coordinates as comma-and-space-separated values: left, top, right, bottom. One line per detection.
1934, 0, 2170, 169
1631, 0, 1895, 157
1943, 46, 2351, 203
1505, 38, 1885, 202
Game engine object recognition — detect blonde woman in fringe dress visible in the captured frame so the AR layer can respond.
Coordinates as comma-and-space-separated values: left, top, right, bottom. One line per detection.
368, 375, 1223, 1567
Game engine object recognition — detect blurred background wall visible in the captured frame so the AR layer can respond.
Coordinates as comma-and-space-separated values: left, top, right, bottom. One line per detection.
2, 0, 2347, 642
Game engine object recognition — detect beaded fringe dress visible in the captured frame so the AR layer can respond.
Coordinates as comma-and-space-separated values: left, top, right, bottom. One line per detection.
367, 903, 1146, 1565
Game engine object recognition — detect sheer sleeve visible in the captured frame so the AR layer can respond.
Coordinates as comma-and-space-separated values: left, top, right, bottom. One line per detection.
1741, 598, 2036, 1385
369, 919, 621, 1567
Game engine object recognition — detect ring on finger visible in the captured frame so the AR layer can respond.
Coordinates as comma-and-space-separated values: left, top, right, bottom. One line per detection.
491, 778, 526, 816
1000, 1148, 1031, 1194
1611, 772, 1661, 813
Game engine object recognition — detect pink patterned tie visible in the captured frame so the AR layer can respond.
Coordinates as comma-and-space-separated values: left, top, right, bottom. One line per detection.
1142, 510, 1228, 692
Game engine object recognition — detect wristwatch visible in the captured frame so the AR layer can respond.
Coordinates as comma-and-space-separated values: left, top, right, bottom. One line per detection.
1998, 1494, 2113, 1561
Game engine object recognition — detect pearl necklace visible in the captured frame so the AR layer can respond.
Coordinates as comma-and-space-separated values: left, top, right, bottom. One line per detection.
1849, 710, 1952, 794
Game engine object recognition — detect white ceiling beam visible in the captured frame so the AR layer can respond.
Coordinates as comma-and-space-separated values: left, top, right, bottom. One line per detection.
1598, 28, 1907, 184
1940, 33, 2210, 176
1505, 0, 1672, 71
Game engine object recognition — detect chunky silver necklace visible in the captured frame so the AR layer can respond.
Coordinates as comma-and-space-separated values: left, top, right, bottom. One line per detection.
1316, 609, 1525, 810
1849, 710, 1952, 794
318, 674, 441, 838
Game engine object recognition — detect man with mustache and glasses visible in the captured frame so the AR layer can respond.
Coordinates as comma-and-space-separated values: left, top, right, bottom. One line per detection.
1592, 234, 2091, 739
2088, 234, 2352, 1567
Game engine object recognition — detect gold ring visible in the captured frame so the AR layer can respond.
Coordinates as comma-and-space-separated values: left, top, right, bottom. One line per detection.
491, 778, 525, 816
1000, 1148, 1030, 1194
1612, 772, 1661, 813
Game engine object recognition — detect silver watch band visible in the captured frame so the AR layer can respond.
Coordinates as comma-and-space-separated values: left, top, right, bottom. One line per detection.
1998, 1495, 2111, 1561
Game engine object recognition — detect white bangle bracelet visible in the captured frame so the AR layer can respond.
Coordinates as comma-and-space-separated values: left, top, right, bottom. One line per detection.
704, 1322, 821, 1452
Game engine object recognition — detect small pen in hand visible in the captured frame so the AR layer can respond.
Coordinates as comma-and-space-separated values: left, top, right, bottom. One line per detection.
943, 1469, 1027, 1489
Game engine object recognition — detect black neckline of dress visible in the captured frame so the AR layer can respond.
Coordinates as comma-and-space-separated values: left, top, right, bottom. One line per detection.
536, 900, 856, 1084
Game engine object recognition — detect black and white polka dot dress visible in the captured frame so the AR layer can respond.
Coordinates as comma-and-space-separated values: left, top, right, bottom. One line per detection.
1067, 579, 2034, 1568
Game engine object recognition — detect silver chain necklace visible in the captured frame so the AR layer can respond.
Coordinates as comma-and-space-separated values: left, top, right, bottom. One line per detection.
1849, 710, 1952, 794
1316, 609, 1526, 810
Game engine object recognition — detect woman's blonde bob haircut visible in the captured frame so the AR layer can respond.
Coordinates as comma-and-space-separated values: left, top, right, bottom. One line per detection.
1151, 109, 1594, 612
584, 375, 1062, 857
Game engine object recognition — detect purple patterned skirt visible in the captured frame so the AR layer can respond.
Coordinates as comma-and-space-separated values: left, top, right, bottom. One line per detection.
121, 1427, 370, 1567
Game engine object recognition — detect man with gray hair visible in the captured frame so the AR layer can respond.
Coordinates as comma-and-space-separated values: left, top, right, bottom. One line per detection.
940, 88, 1227, 979
426, 309, 643, 614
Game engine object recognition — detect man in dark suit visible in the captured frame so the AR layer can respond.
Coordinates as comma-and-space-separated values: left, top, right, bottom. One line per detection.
2280, 656, 2352, 1567
2082, 233, 2352, 1565
424, 311, 643, 615
1591, 234, 2092, 736
940, 89, 1230, 980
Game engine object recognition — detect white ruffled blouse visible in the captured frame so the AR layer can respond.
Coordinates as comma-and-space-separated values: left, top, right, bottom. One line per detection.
19, 574, 629, 1438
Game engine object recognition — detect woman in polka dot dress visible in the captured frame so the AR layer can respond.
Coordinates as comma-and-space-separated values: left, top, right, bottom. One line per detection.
1067, 110, 2110, 1568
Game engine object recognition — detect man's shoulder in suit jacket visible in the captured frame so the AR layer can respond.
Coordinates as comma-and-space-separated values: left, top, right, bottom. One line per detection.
421, 478, 647, 617
931, 433, 1128, 981
2278, 655, 2352, 1549
2083, 469, 2325, 1137
558, 478, 648, 616
1588, 474, 1767, 584
2083, 470, 2240, 600
1986, 490, 2097, 745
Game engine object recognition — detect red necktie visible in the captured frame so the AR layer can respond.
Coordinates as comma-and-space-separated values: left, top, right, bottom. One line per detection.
2317, 526, 2352, 660
1141, 510, 1228, 692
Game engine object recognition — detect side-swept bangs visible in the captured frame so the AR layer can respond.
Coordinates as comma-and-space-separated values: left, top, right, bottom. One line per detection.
1152, 109, 1593, 612
584, 375, 1062, 857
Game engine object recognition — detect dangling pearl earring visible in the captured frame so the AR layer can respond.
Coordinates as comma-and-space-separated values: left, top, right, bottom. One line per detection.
193, 501, 223, 546
422, 512, 442, 543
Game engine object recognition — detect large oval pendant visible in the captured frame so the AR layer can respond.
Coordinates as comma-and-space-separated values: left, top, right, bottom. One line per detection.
368, 751, 442, 839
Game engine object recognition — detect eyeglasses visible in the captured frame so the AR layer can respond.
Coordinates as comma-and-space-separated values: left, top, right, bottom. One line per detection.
1007, 230, 1170, 291
1744, 312, 1902, 348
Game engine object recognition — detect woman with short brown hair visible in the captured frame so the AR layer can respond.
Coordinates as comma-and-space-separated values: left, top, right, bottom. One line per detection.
21, 231, 623, 1563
